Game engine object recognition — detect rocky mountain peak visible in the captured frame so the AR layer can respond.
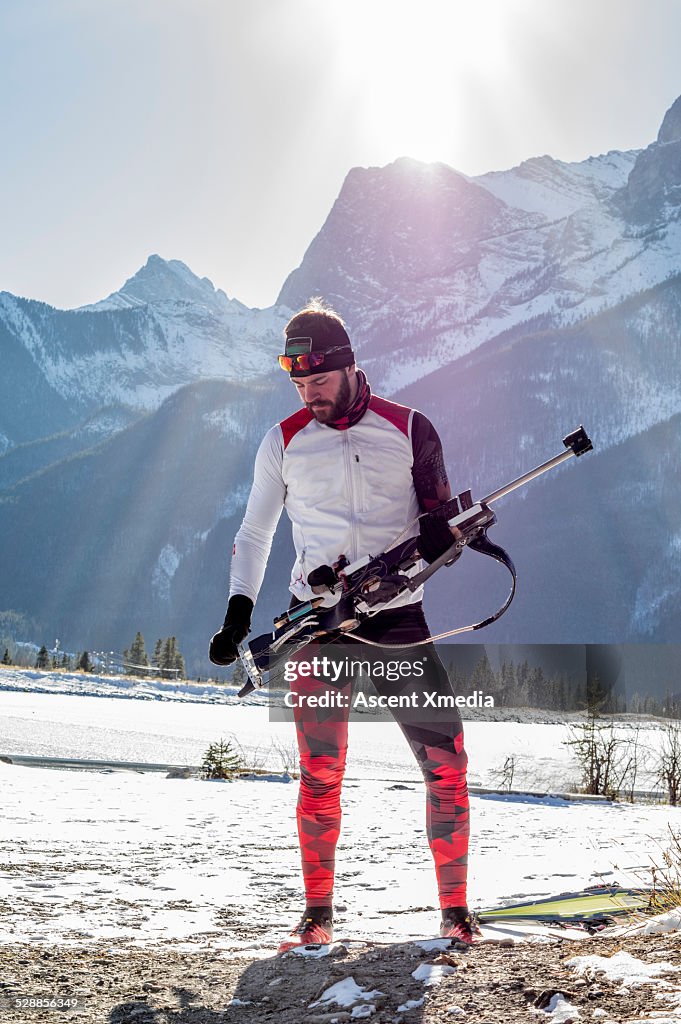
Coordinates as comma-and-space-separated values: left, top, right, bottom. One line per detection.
276, 156, 521, 315
617, 93, 681, 223
85, 255, 231, 313
117, 255, 227, 308
657, 94, 681, 144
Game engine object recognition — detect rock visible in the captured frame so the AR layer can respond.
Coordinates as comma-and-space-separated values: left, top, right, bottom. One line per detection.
307, 1015, 351, 1023
658, 95, 681, 144
534, 988, 576, 1009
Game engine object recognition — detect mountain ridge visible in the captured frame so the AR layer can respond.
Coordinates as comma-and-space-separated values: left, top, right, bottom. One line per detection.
2, 93, 681, 666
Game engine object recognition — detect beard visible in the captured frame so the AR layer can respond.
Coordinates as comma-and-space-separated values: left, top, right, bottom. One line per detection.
306, 372, 352, 423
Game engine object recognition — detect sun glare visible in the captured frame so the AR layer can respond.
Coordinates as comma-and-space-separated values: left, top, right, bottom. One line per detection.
325, 0, 512, 166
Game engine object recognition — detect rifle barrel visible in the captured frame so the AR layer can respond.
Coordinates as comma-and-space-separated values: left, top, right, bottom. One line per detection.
482, 448, 575, 505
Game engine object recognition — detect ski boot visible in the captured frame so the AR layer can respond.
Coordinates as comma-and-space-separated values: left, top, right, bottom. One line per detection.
277, 906, 333, 954
440, 906, 480, 945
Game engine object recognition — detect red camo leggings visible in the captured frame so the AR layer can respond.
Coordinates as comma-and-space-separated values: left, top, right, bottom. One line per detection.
288, 603, 469, 910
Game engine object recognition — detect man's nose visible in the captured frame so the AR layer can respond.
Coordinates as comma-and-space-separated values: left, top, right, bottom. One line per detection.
302, 382, 320, 402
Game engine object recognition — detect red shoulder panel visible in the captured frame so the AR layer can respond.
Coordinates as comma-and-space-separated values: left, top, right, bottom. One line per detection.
368, 395, 411, 437
280, 407, 314, 450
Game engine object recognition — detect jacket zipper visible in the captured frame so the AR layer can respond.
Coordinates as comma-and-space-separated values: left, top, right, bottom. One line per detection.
343, 434, 359, 560
353, 448, 365, 514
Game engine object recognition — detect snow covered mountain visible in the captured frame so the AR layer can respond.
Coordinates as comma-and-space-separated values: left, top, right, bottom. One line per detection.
277, 141, 681, 403
84, 255, 235, 313
2, 94, 681, 667
0, 255, 291, 451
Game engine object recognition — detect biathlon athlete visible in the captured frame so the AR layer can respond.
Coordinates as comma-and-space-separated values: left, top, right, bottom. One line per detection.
209, 299, 475, 950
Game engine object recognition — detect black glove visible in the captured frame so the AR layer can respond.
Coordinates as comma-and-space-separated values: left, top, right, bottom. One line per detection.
307, 564, 338, 591
209, 595, 254, 665
418, 512, 461, 565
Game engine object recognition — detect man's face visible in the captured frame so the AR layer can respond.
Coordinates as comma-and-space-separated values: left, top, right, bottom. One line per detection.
292, 368, 353, 423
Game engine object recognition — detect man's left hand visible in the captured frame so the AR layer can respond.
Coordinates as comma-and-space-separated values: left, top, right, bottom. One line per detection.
307, 564, 338, 592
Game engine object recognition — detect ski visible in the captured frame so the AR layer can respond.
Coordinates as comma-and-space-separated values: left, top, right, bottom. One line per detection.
477, 884, 653, 929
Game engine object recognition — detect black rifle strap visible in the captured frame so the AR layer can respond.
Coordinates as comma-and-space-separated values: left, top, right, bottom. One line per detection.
467, 530, 517, 630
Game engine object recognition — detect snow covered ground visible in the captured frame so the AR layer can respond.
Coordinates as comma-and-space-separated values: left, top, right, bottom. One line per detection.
0, 667, 666, 789
1, 667, 679, 955
2, 759, 679, 953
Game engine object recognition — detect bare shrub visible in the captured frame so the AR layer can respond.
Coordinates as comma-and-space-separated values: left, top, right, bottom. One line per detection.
655, 721, 681, 806
271, 736, 300, 774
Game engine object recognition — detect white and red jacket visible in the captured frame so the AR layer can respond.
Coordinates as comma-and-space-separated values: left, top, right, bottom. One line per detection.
229, 394, 451, 607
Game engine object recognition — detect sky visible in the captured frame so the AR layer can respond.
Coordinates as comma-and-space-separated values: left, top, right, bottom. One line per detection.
2, 0, 681, 310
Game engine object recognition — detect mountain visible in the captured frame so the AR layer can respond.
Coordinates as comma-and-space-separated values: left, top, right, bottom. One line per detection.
85, 254, 234, 312
0, 256, 291, 454
0, 376, 298, 665
618, 93, 681, 222
2, 95, 681, 670
276, 148, 652, 396
0, 295, 85, 451
0, 375, 677, 674
0, 406, 140, 490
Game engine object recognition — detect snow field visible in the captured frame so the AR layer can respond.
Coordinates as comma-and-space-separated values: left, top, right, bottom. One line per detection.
3, 668, 681, 1023
1, 758, 680, 953
0, 676, 669, 791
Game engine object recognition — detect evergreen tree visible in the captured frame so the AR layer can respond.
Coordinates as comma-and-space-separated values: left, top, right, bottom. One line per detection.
471, 653, 495, 694
500, 661, 517, 706
35, 645, 49, 669
557, 674, 569, 712
77, 650, 93, 672
173, 649, 186, 679
586, 671, 609, 711
129, 632, 149, 672
152, 638, 163, 669
158, 635, 186, 678
161, 636, 176, 677
527, 666, 544, 708
443, 658, 466, 692
201, 738, 243, 780
60, 652, 72, 671
542, 672, 554, 710
2, 647, 11, 665
517, 660, 530, 704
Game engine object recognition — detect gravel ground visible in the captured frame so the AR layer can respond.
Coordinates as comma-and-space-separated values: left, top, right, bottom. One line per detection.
1, 931, 680, 1024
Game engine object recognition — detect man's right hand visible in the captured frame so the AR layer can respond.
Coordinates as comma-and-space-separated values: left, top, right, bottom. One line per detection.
209, 595, 254, 665
418, 513, 463, 565
307, 564, 338, 593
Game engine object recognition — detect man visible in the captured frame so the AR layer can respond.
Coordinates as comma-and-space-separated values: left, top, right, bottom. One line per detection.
209, 299, 473, 950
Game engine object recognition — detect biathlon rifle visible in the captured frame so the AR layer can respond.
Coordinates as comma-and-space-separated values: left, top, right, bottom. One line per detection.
236, 425, 593, 698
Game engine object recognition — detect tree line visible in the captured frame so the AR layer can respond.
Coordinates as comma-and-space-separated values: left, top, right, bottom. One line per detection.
2, 633, 680, 712
122, 632, 186, 678
442, 652, 681, 718
1, 631, 186, 679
